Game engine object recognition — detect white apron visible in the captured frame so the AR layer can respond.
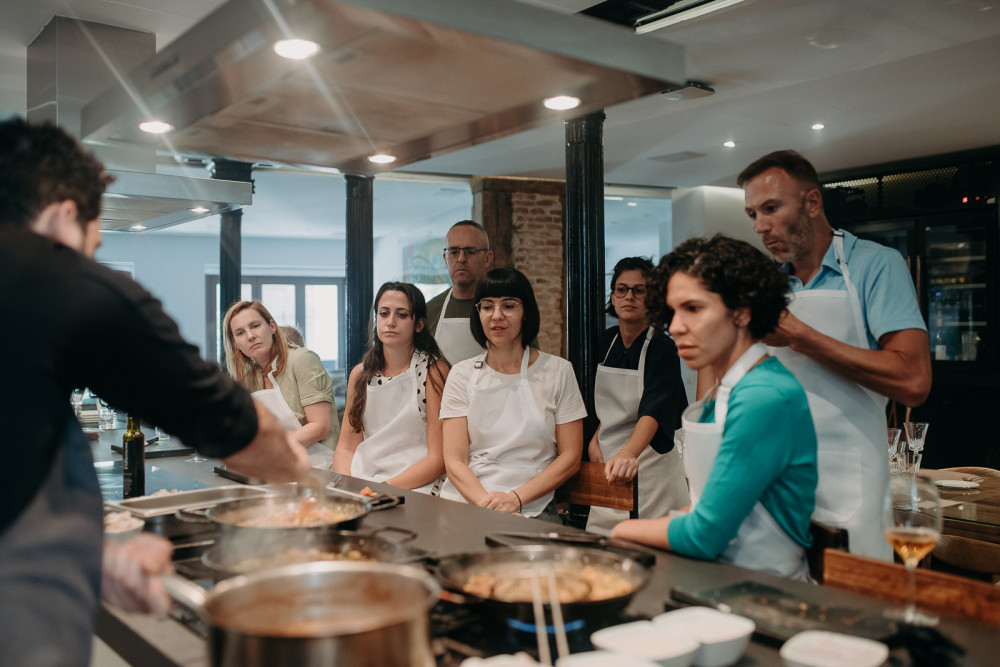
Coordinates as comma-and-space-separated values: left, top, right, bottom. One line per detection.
680, 343, 810, 580
433, 289, 484, 364
351, 353, 439, 494
439, 347, 555, 517
252, 361, 334, 469
587, 327, 689, 535
768, 232, 891, 561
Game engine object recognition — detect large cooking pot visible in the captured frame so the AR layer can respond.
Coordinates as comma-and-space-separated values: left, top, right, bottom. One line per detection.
163, 562, 439, 667
433, 545, 650, 625
201, 527, 425, 580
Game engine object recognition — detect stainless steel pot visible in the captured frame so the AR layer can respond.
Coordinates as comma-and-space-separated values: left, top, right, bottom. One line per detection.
164, 561, 439, 667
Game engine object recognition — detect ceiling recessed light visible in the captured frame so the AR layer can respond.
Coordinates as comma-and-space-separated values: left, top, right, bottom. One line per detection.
604, 196, 624, 201
543, 95, 581, 111
138, 120, 174, 134
190, 206, 210, 214
812, 123, 825, 130
368, 154, 397, 164
627, 202, 638, 207
130, 224, 146, 231
273, 39, 320, 60
723, 140, 736, 148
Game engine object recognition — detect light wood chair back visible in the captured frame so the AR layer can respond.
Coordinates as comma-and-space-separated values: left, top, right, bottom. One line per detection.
823, 549, 1000, 626
557, 462, 638, 518
932, 534, 1000, 581
942, 466, 1000, 478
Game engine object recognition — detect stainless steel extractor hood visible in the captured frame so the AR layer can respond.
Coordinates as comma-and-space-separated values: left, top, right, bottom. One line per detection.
27, 16, 251, 232
79, 0, 685, 175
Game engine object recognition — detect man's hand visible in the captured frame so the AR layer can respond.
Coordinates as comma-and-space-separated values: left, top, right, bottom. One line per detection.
101, 534, 174, 616
223, 400, 311, 482
762, 309, 807, 348
604, 451, 639, 484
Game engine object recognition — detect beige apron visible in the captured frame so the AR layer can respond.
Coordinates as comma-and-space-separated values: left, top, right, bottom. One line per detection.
768, 232, 892, 561
680, 342, 810, 580
433, 289, 484, 364
587, 327, 688, 535
252, 360, 334, 469
351, 352, 440, 494
439, 347, 555, 517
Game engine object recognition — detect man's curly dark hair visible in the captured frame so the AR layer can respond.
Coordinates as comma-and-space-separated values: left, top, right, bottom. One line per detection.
0, 117, 113, 230
646, 234, 790, 340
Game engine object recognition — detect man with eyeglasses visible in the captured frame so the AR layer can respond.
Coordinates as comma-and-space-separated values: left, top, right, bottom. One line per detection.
740, 149, 931, 561
426, 220, 495, 363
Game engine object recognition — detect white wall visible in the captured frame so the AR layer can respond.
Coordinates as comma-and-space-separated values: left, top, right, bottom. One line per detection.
670, 185, 764, 252
95, 232, 345, 354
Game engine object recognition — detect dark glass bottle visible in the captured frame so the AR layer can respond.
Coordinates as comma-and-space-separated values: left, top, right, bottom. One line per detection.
122, 414, 145, 498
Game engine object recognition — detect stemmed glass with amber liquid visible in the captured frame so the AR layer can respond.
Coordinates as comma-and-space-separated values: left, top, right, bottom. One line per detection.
883, 474, 942, 625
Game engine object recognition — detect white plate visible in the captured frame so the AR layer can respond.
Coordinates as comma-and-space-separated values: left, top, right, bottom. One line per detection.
935, 479, 979, 489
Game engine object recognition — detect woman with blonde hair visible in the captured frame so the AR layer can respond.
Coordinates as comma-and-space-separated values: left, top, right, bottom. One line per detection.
223, 300, 338, 468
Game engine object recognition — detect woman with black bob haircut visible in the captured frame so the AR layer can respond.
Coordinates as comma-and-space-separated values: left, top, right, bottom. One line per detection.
439, 268, 586, 520
613, 235, 819, 579
333, 282, 450, 493
586, 257, 690, 535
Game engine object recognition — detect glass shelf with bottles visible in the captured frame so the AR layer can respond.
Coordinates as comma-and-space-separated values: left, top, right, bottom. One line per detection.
928, 287, 985, 362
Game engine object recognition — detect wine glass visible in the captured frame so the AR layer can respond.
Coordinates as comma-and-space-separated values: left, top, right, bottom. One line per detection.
186, 449, 207, 463
887, 427, 902, 474
903, 422, 929, 475
883, 474, 942, 625
70, 388, 86, 416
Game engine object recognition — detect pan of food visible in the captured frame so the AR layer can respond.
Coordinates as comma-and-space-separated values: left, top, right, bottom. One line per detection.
201, 527, 425, 581
432, 545, 650, 624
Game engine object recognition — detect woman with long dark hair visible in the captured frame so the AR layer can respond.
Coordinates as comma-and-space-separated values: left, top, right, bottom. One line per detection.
333, 282, 450, 493
438, 268, 586, 520
586, 256, 689, 535
611, 236, 818, 579
223, 300, 338, 468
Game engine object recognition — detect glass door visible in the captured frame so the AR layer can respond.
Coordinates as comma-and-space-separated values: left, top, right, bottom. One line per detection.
922, 214, 992, 365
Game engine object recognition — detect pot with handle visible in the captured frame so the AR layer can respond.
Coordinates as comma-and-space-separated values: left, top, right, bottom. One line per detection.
163, 561, 439, 667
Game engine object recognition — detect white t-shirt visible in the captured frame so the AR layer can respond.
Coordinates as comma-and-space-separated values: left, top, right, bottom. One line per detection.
439, 351, 588, 434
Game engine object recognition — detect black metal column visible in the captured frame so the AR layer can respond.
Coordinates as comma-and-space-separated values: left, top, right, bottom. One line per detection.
565, 112, 606, 443
210, 159, 254, 366
345, 174, 374, 373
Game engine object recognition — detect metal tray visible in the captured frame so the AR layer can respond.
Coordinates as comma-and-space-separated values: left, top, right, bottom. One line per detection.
104, 485, 269, 519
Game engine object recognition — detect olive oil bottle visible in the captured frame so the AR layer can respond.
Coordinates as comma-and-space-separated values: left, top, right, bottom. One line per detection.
122, 414, 145, 498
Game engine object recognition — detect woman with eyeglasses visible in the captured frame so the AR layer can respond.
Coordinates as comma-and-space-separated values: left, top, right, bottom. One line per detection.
586, 257, 690, 536
333, 282, 450, 493
438, 268, 586, 520
611, 236, 817, 579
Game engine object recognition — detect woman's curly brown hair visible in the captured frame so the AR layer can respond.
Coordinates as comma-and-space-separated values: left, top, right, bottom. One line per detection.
646, 234, 790, 340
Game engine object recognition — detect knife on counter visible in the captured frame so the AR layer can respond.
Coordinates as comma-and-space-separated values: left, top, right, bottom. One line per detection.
486, 530, 657, 567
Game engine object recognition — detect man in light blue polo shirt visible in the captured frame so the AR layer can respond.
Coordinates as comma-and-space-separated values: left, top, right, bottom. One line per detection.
739, 150, 931, 560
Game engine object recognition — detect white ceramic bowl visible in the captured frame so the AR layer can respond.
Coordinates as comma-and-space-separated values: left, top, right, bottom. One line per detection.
104, 511, 144, 541
591, 620, 700, 667
779, 630, 889, 667
556, 650, 660, 667
653, 607, 756, 667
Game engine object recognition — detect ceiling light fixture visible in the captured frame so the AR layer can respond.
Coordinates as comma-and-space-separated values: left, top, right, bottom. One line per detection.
130, 224, 146, 231
543, 95, 581, 111
138, 120, 174, 134
368, 154, 397, 164
604, 196, 624, 201
273, 39, 320, 60
812, 123, 825, 130
723, 140, 736, 148
190, 206, 210, 214
635, 0, 749, 34
627, 202, 638, 207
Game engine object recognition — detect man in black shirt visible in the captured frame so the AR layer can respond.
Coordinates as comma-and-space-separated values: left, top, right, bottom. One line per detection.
0, 118, 310, 665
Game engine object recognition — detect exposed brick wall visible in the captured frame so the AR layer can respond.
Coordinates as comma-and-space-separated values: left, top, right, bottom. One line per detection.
510, 191, 565, 356
472, 177, 566, 356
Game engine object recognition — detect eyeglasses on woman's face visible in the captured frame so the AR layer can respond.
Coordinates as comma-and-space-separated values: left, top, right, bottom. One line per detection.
613, 283, 647, 298
475, 298, 522, 316
444, 246, 489, 259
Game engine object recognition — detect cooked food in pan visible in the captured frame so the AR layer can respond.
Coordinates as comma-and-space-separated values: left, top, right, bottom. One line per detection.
462, 565, 632, 603
229, 547, 374, 573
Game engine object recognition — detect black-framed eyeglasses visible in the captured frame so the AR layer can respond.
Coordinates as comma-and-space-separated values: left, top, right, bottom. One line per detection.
475, 299, 522, 316
613, 283, 647, 298
444, 246, 489, 259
